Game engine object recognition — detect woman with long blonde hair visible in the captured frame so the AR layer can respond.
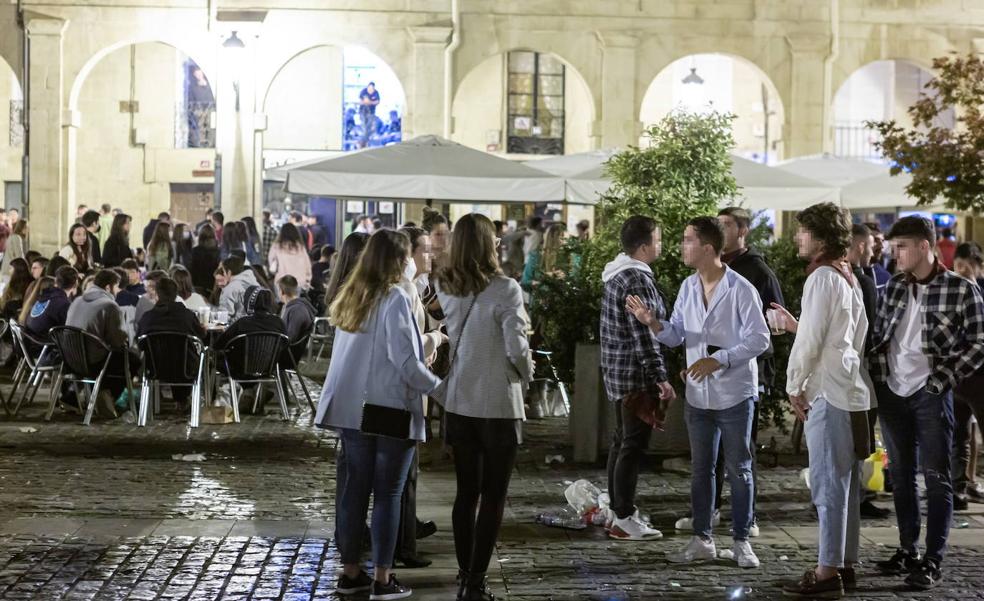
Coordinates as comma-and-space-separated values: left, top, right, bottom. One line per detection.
434, 213, 533, 601
315, 229, 440, 601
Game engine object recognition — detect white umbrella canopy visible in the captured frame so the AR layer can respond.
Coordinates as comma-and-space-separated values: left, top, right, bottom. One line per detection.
526, 150, 838, 209
282, 135, 566, 203
840, 171, 925, 209
775, 154, 887, 188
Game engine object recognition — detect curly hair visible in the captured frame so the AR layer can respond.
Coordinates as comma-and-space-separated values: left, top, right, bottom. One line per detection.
795, 202, 852, 261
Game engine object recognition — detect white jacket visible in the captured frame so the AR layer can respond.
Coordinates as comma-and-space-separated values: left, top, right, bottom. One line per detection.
786, 266, 872, 412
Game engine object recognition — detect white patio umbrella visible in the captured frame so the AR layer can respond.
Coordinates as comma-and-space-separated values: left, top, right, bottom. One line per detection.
526, 150, 838, 209
775, 154, 887, 189
281, 135, 565, 203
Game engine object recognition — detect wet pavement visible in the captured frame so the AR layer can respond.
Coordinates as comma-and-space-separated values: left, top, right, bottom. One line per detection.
0, 380, 982, 600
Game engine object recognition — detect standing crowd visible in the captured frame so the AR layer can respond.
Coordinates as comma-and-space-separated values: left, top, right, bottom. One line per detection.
1, 199, 982, 600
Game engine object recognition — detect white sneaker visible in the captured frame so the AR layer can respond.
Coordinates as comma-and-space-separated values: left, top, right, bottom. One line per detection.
674, 509, 721, 531
666, 536, 716, 563
608, 515, 663, 540
748, 520, 760, 538
732, 540, 760, 568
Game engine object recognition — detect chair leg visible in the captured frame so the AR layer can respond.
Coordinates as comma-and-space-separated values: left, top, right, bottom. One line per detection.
253, 383, 263, 414
229, 378, 241, 423
49, 366, 63, 405
274, 370, 290, 421
9, 358, 25, 402
13, 367, 41, 416
290, 356, 316, 415
23, 370, 46, 411
82, 383, 98, 426
190, 355, 205, 428
138, 377, 150, 427
153, 382, 161, 415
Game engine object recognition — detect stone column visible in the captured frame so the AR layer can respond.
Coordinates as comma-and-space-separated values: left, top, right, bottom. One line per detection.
785, 34, 830, 157
26, 17, 68, 255
596, 32, 641, 148
217, 35, 257, 221
407, 26, 450, 139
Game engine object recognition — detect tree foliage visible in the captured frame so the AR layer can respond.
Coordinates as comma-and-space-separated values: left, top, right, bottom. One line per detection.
868, 53, 984, 211
534, 110, 739, 387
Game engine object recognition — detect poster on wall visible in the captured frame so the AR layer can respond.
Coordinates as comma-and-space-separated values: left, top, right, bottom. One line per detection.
342, 47, 407, 152
346, 201, 365, 214
379, 202, 395, 215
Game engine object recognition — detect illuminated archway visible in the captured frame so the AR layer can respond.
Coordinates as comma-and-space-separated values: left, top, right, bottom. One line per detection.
0, 56, 23, 210
639, 53, 785, 164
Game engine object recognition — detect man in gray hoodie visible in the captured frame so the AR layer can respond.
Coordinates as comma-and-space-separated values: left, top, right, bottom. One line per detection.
218, 255, 260, 320
66, 269, 139, 412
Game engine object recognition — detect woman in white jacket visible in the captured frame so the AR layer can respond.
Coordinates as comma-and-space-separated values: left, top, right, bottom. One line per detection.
315, 229, 440, 601
772, 203, 872, 600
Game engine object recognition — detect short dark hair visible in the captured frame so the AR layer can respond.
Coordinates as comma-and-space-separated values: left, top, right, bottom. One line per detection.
320, 245, 335, 260
795, 202, 852, 260
221, 255, 246, 276
887, 215, 936, 248
278, 275, 299, 297
863, 221, 882, 234
688, 216, 725, 254
144, 269, 167, 284
527, 215, 543, 231
942, 228, 953, 238
576, 219, 590, 233
212, 211, 225, 225
54, 266, 78, 290
717, 207, 752, 230
120, 259, 139, 272
100, 203, 112, 213
81, 210, 101, 227
157, 212, 171, 221
956, 242, 984, 267
851, 223, 871, 239
155, 277, 178, 304
620, 215, 658, 254
93, 269, 120, 290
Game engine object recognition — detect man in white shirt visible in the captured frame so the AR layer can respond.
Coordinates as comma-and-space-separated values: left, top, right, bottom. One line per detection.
776, 203, 871, 600
868, 216, 984, 591
626, 217, 769, 568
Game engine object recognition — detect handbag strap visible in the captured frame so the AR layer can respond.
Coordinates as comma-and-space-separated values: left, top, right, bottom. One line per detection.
361, 305, 380, 404
448, 288, 481, 378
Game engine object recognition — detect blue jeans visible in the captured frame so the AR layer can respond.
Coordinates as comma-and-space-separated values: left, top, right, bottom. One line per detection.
336, 429, 416, 568
805, 397, 861, 569
685, 398, 755, 540
876, 384, 954, 564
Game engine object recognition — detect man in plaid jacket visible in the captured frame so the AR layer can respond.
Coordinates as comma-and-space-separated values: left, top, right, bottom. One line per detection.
261, 209, 279, 262
869, 216, 984, 590
600, 215, 675, 541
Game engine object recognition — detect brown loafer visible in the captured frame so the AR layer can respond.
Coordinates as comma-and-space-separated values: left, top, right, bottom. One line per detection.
783, 569, 844, 599
838, 567, 856, 592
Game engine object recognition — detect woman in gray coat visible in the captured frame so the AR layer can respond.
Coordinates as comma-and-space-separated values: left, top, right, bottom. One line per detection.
434, 213, 533, 601
315, 229, 441, 600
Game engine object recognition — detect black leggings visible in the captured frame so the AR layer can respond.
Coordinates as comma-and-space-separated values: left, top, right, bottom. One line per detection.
451, 443, 517, 574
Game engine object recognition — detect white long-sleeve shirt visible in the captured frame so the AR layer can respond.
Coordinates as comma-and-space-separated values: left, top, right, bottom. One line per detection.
786, 266, 872, 412
656, 266, 770, 410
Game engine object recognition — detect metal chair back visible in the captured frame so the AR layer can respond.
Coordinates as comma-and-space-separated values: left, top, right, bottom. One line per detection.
137, 331, 204, 385
50, 326, 112, 380
222, 331, 288, 381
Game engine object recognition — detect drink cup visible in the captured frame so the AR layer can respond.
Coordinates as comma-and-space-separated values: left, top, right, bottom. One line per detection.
766, 308, 786, 335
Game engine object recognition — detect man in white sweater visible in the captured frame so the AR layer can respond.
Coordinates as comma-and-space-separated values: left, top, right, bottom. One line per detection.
775, 203, 872, 600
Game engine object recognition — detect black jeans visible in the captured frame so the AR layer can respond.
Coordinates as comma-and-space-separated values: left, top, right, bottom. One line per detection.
394, 446, 419, 559
607, 400, 653, 519
447, 412, 519, 574
953, 373, 984, 494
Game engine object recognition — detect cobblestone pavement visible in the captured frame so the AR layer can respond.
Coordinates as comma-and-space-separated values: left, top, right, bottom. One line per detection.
0, 386, 982, 600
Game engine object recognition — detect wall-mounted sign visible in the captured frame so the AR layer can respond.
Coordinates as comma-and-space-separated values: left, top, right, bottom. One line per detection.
346, 201, 365, 214
379, 202, 395, 214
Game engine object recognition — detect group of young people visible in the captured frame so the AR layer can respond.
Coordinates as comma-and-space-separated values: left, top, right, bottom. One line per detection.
314, 208, 530, 601
601, 204, 983, 598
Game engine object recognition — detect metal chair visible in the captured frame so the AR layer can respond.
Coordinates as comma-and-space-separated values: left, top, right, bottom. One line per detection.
8, 320, 61, 418
308, 317, 333, 362
280, 333, 316, 421
136, 332, 206, 428
217, 331, 290, 422
49, 326, 135, 425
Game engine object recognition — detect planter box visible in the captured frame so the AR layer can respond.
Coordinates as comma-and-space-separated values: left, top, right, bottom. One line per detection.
570, 343, 690, 462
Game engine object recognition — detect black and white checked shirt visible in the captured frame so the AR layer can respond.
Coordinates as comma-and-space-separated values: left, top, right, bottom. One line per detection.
600, 265, 668, 402
869, 262, 984, 395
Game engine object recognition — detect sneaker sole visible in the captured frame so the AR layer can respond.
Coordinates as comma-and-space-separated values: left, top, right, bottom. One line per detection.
337, 585, 372, 595
666, 554, 715, 564
369, 592, 412, 601
608, 531, 663, 540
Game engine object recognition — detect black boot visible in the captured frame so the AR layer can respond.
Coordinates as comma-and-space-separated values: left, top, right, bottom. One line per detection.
456, 570, 469, 601
462, 571, 495, 601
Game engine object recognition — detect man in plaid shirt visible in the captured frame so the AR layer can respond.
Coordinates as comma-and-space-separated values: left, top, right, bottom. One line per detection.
869, 216, 984, 590
261, 209, 279, 263
600, 215, 675, 541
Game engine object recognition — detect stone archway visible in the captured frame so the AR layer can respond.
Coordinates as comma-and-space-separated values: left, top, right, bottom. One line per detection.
639, 52, 787, 164
0, 55, 24, 210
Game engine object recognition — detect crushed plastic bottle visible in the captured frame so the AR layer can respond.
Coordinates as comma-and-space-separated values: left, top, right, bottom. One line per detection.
535, 509, 587, 530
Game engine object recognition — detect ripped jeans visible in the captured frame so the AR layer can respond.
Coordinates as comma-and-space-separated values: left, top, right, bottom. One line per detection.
876, 384, 954, 565
684, 398, 755, 541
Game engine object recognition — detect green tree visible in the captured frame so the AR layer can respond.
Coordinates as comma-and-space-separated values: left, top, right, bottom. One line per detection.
868, 53, 984, 211
534, 110, 739, 385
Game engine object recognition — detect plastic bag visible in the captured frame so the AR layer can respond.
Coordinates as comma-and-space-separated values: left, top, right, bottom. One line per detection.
564, 479, 601, 514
